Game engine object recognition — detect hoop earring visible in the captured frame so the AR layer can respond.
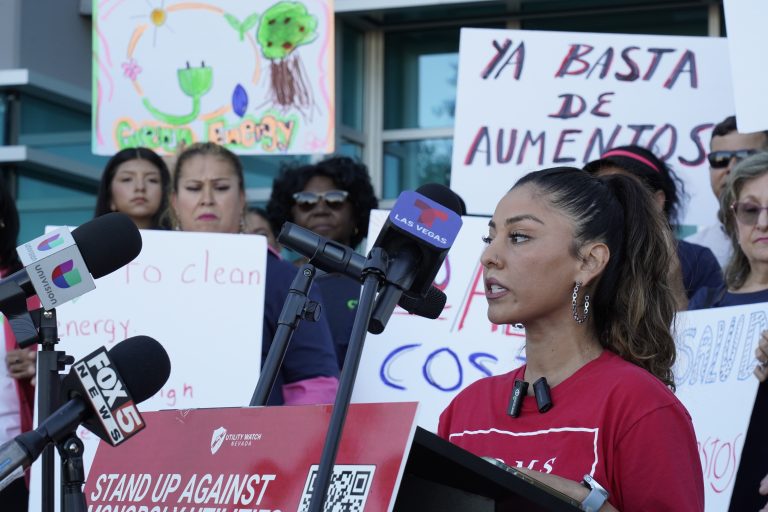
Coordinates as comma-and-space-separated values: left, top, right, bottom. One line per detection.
572, 281, 590, 324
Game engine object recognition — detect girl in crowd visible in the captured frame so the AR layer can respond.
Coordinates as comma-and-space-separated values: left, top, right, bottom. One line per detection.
687, 151, 768, 511
266, 157, 378, 367
171, 142, 339, 405
584, 145, 722, 307
94, 147, 172, 229
438, 167, 703, 511
244, 206, 280, 252
0, 181, 36, 512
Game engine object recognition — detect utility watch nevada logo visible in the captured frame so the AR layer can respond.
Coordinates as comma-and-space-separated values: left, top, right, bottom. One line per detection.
211, 427, 227, 454
210, 426, 263, 454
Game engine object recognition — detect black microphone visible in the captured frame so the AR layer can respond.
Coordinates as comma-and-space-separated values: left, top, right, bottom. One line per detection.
6, 212, 142, 297
0, 336, 170, 486
277, 223, 447, 319
0, 212, 142, 346
367, 183, 463, 334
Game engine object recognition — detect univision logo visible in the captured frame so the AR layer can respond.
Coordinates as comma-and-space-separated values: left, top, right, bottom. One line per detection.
51, 260, 82, 288
37, 233, 64, 251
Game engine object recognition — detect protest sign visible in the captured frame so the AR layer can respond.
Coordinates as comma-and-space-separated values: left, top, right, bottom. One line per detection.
723, 0, 768, 132
84, 403, 418, 512
674, 304, 764, 510
92, 0, 335, 155
29, 230, 267, 510
450, 28, 733, 226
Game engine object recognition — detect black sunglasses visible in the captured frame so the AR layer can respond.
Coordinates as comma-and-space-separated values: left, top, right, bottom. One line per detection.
292, 189, 349, 210
707, 149, 759, 169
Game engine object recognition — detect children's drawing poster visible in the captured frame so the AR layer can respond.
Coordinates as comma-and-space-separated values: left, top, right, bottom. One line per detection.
92, 0, 335, 156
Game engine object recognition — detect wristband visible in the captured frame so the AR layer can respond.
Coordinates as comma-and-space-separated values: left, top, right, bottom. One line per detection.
580, 474, 609, 512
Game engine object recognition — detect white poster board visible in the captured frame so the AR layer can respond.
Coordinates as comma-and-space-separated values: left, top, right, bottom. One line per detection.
353, 211, 762, 510
450, 28, 734, 226
29, 230, 267, 510
723, 0, 768, 132
92, 0, 335, 155
674, 304, 764, 510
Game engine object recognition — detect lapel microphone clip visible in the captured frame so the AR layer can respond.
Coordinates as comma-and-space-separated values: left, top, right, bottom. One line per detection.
507, 379, 528, 417
533, 377, 553, 413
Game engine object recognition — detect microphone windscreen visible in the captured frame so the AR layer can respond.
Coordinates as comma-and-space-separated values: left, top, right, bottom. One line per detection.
72, 213, 142, 279
398, 286, 447, 319
415, 183, 465, 216
108, 335, 171, 403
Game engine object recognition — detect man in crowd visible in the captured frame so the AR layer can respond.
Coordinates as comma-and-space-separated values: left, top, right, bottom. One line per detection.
687, 116, 768, 266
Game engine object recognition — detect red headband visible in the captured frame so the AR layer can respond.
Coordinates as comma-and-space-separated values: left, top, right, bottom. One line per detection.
600, 149, 660, 173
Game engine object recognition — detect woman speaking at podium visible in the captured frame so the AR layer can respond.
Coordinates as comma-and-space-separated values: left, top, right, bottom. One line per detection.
438, 167, 704, 511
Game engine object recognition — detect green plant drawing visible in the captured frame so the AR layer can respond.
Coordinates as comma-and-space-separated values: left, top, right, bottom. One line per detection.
142, 63, 213, 126
224, 11, 260, 42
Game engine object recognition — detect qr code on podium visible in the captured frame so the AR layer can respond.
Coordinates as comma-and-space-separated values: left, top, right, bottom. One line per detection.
297, 464, 376, 511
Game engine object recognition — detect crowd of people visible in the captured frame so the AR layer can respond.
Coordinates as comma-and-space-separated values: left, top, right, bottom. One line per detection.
2, 115, 768, 510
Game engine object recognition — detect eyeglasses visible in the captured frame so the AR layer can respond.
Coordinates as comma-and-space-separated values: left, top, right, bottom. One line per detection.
708, 150, 759, 169
730, 202, 768, 226
292, 189, 349, 210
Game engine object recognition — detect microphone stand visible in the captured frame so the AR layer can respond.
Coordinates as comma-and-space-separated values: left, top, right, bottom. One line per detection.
307, 248, 388, 512
32, 309, 75, 512
32, 308, 76, 512
58, 434, 87, 512
249, 263, 322, 407
0, 282, 70, 512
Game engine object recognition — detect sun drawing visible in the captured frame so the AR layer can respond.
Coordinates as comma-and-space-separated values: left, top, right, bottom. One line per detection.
131, 0, 173, 46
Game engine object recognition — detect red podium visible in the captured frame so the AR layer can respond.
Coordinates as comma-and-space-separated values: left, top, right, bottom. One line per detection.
84, 403, 581, 511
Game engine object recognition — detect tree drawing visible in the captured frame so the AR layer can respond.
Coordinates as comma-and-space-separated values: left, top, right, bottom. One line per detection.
256, 2, 317, 113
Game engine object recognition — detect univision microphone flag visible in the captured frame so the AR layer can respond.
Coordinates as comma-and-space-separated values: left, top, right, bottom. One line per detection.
16, 227, 95, 310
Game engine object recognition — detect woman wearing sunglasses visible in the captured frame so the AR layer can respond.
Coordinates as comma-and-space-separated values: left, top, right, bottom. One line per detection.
171, 142, 340, 405
688, 151, 768, 511
267, 157, 378, 367
267, 156, 378, 255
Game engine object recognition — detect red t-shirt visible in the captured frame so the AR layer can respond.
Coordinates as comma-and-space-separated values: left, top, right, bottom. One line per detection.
438, 350, 704, 511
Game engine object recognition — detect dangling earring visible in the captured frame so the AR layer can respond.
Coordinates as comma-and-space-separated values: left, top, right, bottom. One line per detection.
572, 281, 590, 324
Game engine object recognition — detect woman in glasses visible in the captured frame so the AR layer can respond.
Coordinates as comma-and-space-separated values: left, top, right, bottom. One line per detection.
267, 157, 378, 368
171, 142, 340, 405
94, 147, 172, 229
584, 145, 723, 307
267, 156, 378, 256
689, 151, 768, 317
688, 151, 768, 511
